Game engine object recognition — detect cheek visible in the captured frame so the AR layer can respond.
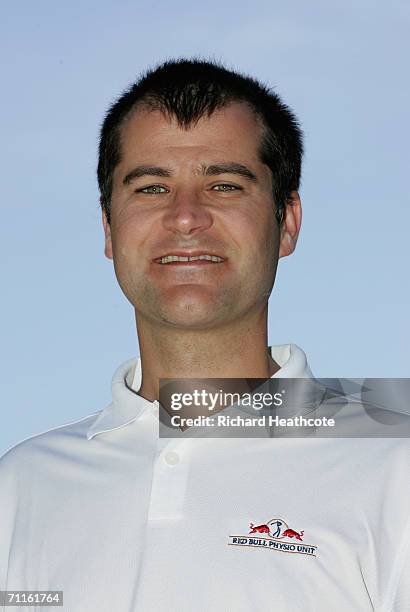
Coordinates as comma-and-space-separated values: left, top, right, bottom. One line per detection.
236, 215, 278, 261
110, 214, 148, 260
248, 222, 280, 286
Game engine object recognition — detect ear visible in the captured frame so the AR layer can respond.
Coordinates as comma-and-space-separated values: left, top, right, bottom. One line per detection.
101, 202, 113, 260
278, 191, 302, 259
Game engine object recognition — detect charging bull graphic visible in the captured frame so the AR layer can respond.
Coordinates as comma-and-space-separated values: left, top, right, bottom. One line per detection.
249, 523, 271, 535
280, 528, 304, 541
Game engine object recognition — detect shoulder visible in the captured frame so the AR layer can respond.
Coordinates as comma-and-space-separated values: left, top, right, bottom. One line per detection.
0, 410, 102, 479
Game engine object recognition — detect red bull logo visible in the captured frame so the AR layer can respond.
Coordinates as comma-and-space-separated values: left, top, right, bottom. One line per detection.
228, 516, 318, 557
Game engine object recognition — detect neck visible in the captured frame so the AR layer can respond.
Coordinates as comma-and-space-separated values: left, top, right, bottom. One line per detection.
134, 306, 280, 402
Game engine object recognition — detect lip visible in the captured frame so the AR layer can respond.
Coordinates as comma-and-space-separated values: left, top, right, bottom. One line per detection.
154, 260, 225, 267
153, 251, 226, 263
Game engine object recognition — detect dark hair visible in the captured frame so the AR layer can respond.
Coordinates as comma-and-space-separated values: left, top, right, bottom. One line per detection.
98, 58, 303, 225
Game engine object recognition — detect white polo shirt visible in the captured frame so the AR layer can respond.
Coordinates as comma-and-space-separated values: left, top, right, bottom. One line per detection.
0, 344, 409, 611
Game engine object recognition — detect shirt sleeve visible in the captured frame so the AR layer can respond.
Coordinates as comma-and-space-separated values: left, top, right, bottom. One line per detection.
386, 519, 410, 612
0, 448, 19, 591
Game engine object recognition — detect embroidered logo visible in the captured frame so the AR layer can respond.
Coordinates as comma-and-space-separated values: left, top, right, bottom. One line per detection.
228, 517, 318, 556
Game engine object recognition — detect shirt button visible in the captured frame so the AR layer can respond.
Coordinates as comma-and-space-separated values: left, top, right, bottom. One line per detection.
164, 451, 180, 466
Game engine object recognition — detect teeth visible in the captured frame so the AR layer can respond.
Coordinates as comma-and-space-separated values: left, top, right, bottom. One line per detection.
159, 254, 223, 264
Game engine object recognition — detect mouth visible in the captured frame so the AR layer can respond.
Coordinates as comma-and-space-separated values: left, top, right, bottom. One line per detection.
153, 253, 226, 265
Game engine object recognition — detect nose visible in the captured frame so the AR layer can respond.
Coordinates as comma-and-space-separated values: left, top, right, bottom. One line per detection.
162, 186, 213, 236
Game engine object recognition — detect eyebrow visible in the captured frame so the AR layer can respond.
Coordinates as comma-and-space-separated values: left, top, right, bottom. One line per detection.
122, 162, 257, 186
203, 163, 257, 182
123, 166, 172, 185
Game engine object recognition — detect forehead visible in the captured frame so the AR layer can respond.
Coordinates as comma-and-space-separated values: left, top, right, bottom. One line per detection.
117, 102, 265, 168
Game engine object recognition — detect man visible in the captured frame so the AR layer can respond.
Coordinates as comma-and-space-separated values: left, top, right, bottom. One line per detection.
0, 59, 408, 611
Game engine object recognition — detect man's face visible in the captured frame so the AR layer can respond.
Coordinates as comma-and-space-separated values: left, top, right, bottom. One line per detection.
103, 102, 298, 330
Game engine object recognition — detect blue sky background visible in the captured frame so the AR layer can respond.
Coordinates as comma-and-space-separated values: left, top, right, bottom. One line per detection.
1, 0, 409, 455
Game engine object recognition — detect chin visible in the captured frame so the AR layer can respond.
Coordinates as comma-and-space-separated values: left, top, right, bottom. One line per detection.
135, 285, 235, 329
160, 295, 236, 328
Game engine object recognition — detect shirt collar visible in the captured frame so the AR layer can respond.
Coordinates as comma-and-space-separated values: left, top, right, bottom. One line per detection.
86, 343, 314, 440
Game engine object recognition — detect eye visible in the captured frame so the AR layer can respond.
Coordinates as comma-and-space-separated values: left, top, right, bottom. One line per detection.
211, 184, 241, 192
137, 185, 169, 194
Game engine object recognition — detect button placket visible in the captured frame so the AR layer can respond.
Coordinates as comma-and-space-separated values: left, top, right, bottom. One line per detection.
147, 439, 190, 520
